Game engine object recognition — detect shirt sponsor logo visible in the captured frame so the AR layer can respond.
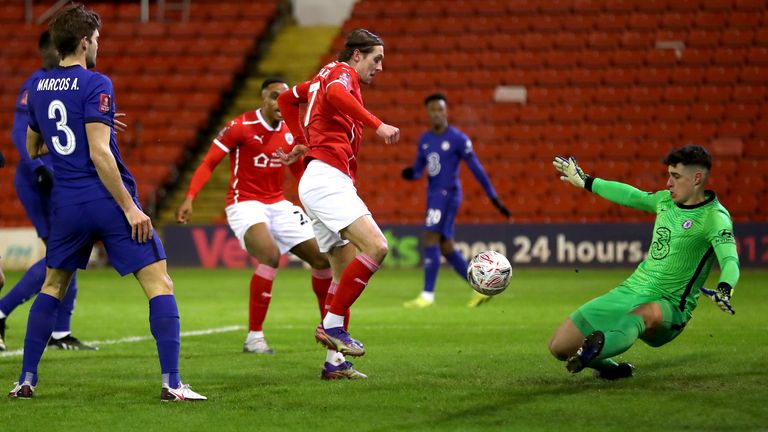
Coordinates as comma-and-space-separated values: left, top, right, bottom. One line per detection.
714, 229, 736, 245
682, 219, 693, 230
650, 227, 671, 260
99, 93, 111, 113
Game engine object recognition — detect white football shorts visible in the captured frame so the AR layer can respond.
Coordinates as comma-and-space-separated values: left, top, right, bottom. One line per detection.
225, 199, 314, 254
298, 159, 371, 253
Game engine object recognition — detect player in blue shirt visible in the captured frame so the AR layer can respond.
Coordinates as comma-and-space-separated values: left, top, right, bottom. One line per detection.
402, 93, 510, 309
0, 30, 97, 353
8, 4, 205, 401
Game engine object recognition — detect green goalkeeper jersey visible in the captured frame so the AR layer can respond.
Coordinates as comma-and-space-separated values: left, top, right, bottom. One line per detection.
589, 178, 740, 316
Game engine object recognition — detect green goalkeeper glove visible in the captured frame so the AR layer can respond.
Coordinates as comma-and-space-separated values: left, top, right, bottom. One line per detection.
553, 156, 588, 189
699, 283, 735, 315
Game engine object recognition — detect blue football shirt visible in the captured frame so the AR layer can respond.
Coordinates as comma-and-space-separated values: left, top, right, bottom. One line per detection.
26, 65, 136, 208
13, 69, 52, 180
410, 125, 497, 199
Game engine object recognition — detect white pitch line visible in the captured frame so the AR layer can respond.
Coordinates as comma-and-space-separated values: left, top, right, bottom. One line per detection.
0, 325, 245, 358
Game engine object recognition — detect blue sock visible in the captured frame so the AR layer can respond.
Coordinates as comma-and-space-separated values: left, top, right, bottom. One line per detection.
149, 295, 181, 389
445, 250, 469, 279
422, 246, 441, 294
19, 293, 60, 386
0, 258, 46, 316
54, 273, 77, 333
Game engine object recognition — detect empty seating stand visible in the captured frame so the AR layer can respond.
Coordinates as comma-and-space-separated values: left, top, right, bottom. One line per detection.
337, 0, 768, 224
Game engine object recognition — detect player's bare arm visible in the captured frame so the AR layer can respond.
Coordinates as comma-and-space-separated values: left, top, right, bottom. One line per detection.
86, 121, 152, 243
25, 126, 47, 159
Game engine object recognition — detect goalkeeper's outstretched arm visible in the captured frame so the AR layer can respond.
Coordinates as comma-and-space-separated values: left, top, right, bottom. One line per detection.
700, 212, 740, 315
552, 156, 661, 213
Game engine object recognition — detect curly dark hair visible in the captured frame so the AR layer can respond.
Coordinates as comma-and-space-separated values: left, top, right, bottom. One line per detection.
662, 145, 712, 170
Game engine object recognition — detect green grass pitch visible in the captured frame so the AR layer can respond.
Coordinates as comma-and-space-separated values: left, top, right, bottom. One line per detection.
1, 267, 766, 431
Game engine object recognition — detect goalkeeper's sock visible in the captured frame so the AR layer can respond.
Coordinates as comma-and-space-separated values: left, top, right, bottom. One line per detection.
590, 358, 620, 371
597, 314, 645, 360
422, 246, 440, 294
445, 250, 469, 279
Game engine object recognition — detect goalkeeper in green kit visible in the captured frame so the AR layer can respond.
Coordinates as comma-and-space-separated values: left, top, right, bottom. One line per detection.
548, 145, 739, 379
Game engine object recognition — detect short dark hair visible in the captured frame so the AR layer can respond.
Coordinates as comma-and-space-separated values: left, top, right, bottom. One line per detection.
337, 28, 383, 62
38, 30, 53, 50
49, 3, 101, 59
424, 93, 447, 106
261, 77, 287, 91
662, 145, 712, 170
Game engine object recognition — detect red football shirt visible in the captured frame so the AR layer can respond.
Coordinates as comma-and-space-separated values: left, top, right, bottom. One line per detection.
293, 61, 381, 181
186, 109, 299, 206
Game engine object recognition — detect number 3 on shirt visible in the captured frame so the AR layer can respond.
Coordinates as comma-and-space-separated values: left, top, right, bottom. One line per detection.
304, 82, 320, 127
48, 99, 76, 155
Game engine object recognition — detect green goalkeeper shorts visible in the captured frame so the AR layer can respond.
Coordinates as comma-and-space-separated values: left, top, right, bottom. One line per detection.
570, 284, 692, 348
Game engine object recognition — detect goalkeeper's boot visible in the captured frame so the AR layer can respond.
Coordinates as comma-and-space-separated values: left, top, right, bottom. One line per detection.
0, 318, 6, 351
321, 361, 368, 380
315, 324, 365, 357
8, 381, 34, 399
160, 383, 207, 402
593, 362, 634, 380
243, 337, 274, 354
566, 331, 605, 374
467, 291, 493, 308
404, 296, 434, 309
47, 334, 98, 350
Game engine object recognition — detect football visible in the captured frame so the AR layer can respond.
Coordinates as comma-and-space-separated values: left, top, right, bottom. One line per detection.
467, 250, 513, 296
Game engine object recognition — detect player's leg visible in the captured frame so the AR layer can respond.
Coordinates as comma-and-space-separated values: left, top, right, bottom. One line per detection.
271, 201, 332, 320
0, 258, 47, 351
47, 272, 97, 350
226, 201, 280, 353
298, 161, 381, 357
552, 288, 641, 377
98, 197, 204, 401
242, 223, 281, 354
327, 215, 387, 325
404, 230, 440, 308
10, 267, 74, 398
133, 260, 204, 401
289, 238, 332, 319
11, 200, 96, 398
319, 243, 366, 379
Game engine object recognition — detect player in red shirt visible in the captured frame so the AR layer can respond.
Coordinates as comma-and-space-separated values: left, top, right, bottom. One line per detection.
278, 29, 400, 379
176, 78, 333, 355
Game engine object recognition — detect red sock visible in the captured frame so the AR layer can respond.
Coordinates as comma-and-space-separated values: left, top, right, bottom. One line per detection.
311, 268, 332, 320
323, 281, 350, 331
329, 253, 379, 316
249, 264, 277, 332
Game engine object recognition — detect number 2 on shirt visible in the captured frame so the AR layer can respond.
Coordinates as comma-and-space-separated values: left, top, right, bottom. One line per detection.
304, 81, 320, 127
